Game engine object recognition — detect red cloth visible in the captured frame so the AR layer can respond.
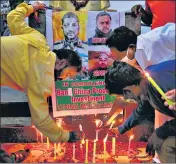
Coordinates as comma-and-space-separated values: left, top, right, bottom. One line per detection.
146, 0, 176, 29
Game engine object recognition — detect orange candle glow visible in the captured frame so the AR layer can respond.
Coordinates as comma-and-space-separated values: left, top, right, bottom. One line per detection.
57, 122, 61, 127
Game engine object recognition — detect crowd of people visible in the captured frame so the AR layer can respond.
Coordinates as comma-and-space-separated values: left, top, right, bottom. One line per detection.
0, 1, 175, 163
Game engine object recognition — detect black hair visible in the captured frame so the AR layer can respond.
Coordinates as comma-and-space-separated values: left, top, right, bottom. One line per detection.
53, 49, 82, 72
61, 12, 79, 24
106, 26, 137, 52
105, 61, 141, 95
96, 12, 111, 22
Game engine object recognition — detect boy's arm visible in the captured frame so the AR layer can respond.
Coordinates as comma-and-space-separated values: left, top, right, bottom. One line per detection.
27, 85, 70, 142
7, 2, 44, 35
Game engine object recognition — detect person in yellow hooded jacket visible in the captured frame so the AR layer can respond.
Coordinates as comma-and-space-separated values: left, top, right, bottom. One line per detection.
1, 2, 83, 143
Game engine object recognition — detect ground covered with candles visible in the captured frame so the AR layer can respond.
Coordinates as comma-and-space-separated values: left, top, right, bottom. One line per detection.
1, 141, 152, 163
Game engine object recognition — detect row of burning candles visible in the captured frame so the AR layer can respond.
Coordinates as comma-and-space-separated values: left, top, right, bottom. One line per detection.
34, 120, 134, 163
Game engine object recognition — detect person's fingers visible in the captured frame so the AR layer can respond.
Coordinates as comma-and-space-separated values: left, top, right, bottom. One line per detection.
165, 90, 175, 96
164, 101, 169, 106
166, 94, 175, 100
169, 105, 175, 110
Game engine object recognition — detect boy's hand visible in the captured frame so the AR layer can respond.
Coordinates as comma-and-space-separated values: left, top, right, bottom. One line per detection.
131, 4, 144, 17
68, 131, 85, 143
163, 89, 176, 110
32, 2, 46, 12
108, 127, 120, 137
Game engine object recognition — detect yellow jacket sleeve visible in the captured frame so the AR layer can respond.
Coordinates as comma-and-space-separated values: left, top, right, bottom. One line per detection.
7, 3, 38, 35
6, 2, 70, 142
27, 85, 70, 142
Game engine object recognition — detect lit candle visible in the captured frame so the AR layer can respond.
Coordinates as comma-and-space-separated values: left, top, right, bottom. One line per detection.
104, 120, 115, 141
54, 143, 57, 160
80, 138, 85, 150
57, 143, 60, 154
128, 135, 134, 153
47, 137, 50, 149
73, 143, 76, 160
103, 139, 107, 163
112, 137, 116, 155
79, 124, 83, 131
145, 72, 174, 106
85, 139, 88, 163
92, 140, 96, 163
40, 132, 43, 143
95, 120, 101, 141
95, 130, 99, 141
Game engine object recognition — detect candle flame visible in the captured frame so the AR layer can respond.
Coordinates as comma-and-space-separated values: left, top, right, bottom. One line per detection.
57, 122, 61, 127
129, 135, 134, 140
81, 139, 85, 144
145, 72, 150, 77
95, 119, 101, 127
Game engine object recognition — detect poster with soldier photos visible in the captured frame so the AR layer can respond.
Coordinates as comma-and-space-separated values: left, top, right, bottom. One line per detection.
22, 8, 140, 116
50, 10, 126, 116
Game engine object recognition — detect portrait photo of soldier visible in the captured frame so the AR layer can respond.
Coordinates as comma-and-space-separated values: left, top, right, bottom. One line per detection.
88, 11, 125, 45
53, 11, 88, 56
89, 51, 114, 79
53, 11, 88, 80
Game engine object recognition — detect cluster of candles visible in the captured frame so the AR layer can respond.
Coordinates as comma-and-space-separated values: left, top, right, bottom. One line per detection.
33, 119, 134, 163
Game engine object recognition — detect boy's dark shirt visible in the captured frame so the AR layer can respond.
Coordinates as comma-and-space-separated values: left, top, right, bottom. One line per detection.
118, 60, 176, 139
